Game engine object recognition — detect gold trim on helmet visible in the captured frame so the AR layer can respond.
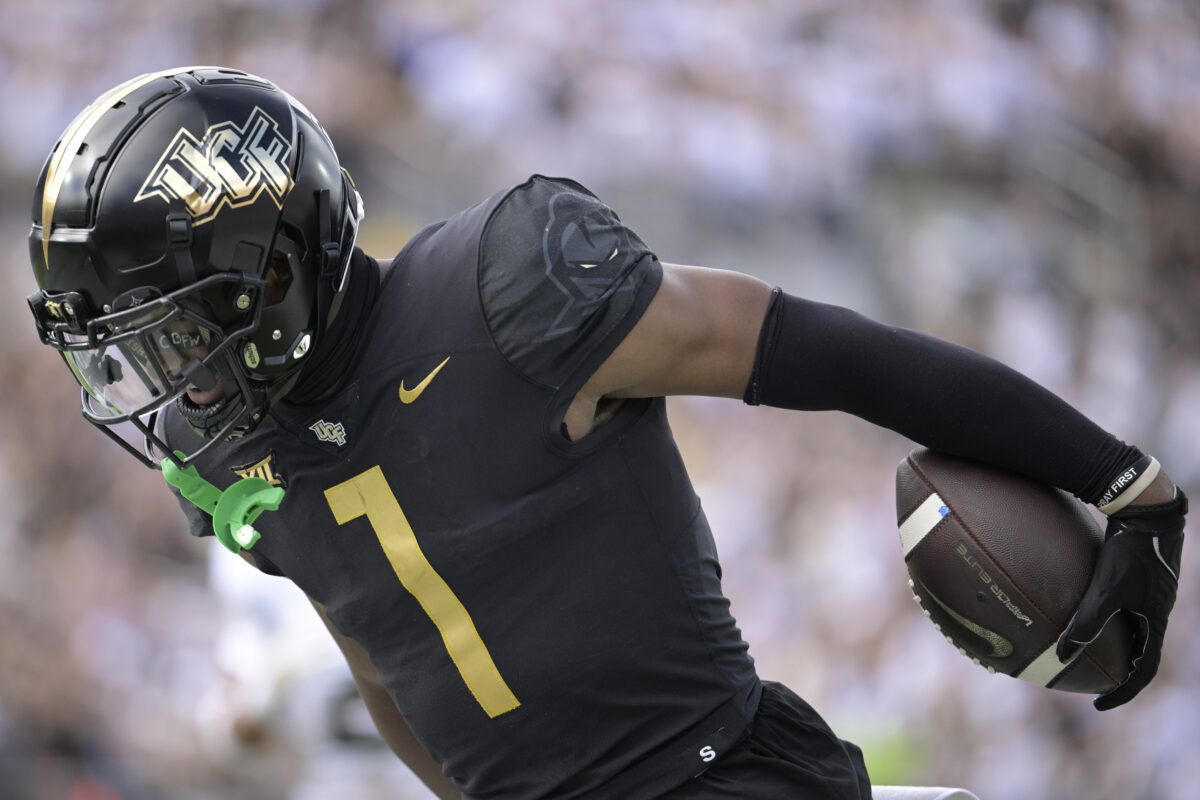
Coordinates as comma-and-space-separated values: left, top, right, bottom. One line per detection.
40, 66, 220, 269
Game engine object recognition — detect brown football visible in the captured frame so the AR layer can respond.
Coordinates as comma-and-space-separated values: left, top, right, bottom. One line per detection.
895, 448, 1135, 693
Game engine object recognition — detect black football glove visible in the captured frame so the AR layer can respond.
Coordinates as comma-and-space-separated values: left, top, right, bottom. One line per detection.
1056, 490, 1187, 710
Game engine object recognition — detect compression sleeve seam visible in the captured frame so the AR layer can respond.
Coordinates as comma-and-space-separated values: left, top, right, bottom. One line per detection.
743, 287, 783, 407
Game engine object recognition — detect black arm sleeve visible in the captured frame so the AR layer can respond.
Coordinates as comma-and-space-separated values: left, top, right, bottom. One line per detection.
743, 289, 1143, 505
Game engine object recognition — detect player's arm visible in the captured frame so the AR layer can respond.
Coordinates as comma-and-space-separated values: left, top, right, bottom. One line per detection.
571, 262, 772, 408
586, 264, 1184, 709
589, 262, 1158, 504
309, 598, 460, 799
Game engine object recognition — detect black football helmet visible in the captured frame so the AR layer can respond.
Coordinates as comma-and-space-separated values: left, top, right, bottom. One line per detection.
27, 66, 362, 468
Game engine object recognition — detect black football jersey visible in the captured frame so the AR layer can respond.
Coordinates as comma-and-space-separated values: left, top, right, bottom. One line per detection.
164, 176, 760, 799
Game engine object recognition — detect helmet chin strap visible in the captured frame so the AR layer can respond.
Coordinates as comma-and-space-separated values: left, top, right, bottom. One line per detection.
312, 187, 344, 339
312, 180, 362, 316
166, 206, 197, 286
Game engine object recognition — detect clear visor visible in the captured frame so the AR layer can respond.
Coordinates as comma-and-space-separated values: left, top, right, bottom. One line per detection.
63, 303, 217, 419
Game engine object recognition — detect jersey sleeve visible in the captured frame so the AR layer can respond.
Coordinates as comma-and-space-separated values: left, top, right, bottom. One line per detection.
478, 175, 662, 391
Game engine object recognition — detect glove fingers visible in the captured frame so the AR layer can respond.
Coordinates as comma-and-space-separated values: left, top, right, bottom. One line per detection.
1057, 592, 1120, 661
1057, 537, 1135, 661
1095, 616, 1160, 711
1095, 675, 1145, 711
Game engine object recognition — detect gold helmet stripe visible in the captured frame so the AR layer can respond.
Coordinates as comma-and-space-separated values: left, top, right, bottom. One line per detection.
40, 66, 218, 268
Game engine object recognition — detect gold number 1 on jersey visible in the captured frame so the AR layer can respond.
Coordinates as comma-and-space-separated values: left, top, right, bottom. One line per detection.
325, 466, 521, 718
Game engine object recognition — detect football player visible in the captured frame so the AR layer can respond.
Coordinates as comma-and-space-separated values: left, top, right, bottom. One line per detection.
27, 67, 1186, 799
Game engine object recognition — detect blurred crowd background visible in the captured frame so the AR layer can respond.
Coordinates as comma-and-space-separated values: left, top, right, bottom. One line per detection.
2, 0, 1199, 798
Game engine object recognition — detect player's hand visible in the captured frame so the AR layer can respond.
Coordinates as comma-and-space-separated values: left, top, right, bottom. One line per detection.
1056, 490, 1187, 710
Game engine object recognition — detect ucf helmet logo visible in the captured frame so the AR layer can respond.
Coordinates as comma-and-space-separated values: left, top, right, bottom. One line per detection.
134, 106, 294, 224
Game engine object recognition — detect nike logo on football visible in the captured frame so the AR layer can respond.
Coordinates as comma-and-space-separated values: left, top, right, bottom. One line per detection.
399, 357, 451, 404
919, 580, 1015, 659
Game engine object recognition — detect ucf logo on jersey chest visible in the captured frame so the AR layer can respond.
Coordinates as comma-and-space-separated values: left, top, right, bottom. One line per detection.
309, 419, 348, 447
134, 106, 293, 224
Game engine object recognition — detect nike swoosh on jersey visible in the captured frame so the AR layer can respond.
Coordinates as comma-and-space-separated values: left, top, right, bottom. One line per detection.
919, 580, 1015, 659
399, 356, 451, 404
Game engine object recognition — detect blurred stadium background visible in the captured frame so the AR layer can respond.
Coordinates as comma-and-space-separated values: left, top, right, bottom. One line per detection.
2, 1, 1199, 798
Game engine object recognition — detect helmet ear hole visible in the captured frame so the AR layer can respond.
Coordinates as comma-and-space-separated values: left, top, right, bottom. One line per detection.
265, 249, 294, 307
